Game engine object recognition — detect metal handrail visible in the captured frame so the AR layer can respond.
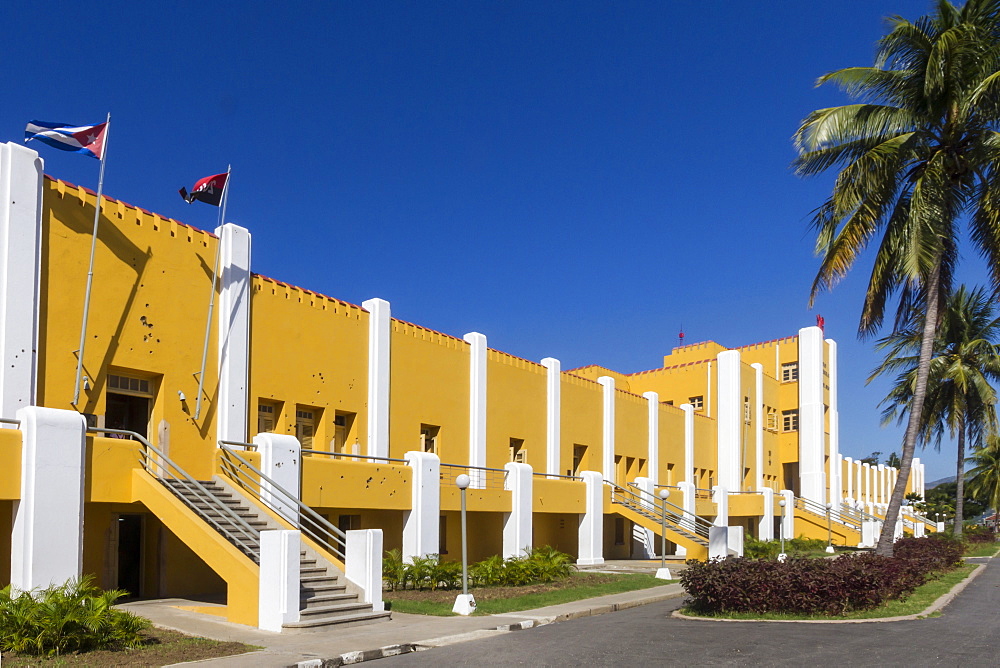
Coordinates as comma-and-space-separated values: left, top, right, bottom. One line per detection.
439, 462, 510, 474
219, 439, 257, 451
795, 496, 861, 531
531, 471, 582, 481
301, 449, 408, 464
611, 481, 712, 540
87, 427, 261, 554
0, 417, 20, 427
219, 445, 347, 560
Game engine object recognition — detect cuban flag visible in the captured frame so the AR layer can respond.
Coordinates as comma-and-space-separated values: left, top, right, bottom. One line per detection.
24, 120, 108, 159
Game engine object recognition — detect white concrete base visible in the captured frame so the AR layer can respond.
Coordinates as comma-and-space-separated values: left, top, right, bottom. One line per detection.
577, 471, 604, 566
254, 433, 301, 520
346, 529, 384, 612
777, 553, 787, 562
708, 526, 729, 561
12, 406, 86, 591
258, 530, 300, 632
727, 525, 744, 557
655, 567, 672, 580
825, 545, 835, 554
503, 462, 533, 558
453, 593, 477, 615
404, 451, 440, 562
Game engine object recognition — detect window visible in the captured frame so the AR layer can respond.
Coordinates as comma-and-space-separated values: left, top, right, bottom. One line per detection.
781, 362, 799, 383
572, 444, 588, 476
106, 372, 154, 439
296, 408, 317, 447
108, 374, 151, 396
782, 409, 799, 432
333, 411, 356, 453
338, 514, 361, 532
744, 396, 751, 424
689, 396, 704, 410
766, 406, 778, 432
509, 438, 526, 463
257, 401, 277, 434
421, 424, 440, 454
664, 400, 674, 406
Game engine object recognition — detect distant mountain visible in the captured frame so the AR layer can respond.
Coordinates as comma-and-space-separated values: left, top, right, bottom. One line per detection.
926, 475, 957, 489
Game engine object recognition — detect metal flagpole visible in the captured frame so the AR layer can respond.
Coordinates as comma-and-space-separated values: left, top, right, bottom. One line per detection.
194, 165, 231, 420
72, 113, 111, 406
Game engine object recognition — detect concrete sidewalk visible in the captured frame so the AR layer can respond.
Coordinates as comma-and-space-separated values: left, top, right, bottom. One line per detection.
122, 578, 685, 667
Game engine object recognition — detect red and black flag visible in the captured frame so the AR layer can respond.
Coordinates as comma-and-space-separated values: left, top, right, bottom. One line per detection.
179, 172, 228, 206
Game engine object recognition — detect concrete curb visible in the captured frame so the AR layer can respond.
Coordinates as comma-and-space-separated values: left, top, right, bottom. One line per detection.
671, 563, 986, 624
288, 589, 686, 667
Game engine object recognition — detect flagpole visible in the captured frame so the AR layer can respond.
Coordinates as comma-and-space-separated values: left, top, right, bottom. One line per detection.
72, 112, 111, 406
194, 165, 231, 421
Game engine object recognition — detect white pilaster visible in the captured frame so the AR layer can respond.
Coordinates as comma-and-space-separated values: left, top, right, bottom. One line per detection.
863, 462, 872, 507
597, 376, 615, 483
403, 450, 440, 562
681, 403, 694, 486
541, 357, 561, 477
877, 464, 885, 507
712, 485, 729, 527
752, 363, 764, 490
716, 351, 742, 492
464, 332, 487, 488
577, 471, 604, 565
779, 489, 795, 542
503, 462, 533, 558
844, 456, 854, 504
633, 476, 658, 558
254, 432, 301, 520
643, 391, 659, 485
12, 407, 86, 590
362, 298, 391, 459
759, 487, 775, 540
258, 529, 300, 631
826, 339, 841, 507
346, 529, 384, 612
216, 223, 251, 444
913, 458, 924, 497
855, 460, 863, 506
0, 142, 42, 416
798, 326, 826, 504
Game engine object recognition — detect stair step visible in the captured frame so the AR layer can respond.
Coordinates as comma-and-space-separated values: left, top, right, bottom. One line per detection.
300, 582, 346, 595
299, 566, 328, 576
299, 601, 371, 618
300, 592, 357, 607
282, 610, 391, 630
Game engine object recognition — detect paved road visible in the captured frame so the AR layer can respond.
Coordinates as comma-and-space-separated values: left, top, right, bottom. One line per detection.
383, 557, 1000, 667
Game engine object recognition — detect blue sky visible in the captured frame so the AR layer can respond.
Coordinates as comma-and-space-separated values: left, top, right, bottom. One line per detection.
5, 1, 985, 483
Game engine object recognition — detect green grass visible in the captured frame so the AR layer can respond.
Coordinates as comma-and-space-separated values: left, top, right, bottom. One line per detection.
387, 572, 670, 616
963, 543, 1000, 558
681, 563, 977, 621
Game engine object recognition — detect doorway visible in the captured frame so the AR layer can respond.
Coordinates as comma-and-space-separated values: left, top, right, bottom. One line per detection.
106, 373, 153, 438
116, 514, 143, 598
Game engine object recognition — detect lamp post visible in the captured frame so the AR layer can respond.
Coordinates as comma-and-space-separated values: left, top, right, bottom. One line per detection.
825, 502, 835, 553
656, 489, 671, 579
777, 499, 787, 562
451, 474, 476, 615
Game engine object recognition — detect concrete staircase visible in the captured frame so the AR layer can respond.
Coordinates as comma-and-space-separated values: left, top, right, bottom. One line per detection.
608, 483, 710, 560
163, 479, 390, 629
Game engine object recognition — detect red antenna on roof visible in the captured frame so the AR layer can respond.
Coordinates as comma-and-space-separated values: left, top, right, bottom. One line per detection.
816, 314, 825, 332
678, 325, 685, 347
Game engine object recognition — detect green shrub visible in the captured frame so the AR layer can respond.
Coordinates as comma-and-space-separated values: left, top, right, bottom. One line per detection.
383, 549, 405, 591
386, 546, 575, 591
0, 576, 150, 657
744, 536, 781, 560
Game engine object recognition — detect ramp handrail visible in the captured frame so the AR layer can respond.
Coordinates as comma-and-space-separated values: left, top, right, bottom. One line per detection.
612, 481, 712, 541
301, 448, 408, 464
795, 496, 861, 532
0, 417, 20, 426
909, 510, 937, 528
88, 427, 261, 555
219, 445, 347, 561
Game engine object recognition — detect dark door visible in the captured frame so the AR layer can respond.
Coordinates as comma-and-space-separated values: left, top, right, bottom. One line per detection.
106, 393, 150, 438
117, 514, 143, 597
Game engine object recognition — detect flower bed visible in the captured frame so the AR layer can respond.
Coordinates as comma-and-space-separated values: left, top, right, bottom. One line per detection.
680, 535, 964, 616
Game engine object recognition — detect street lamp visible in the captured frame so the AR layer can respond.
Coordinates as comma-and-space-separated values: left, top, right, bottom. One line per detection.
452, 474, 476, 615
656, 489, 671, 580
825, 502, 835, 553
777, 499, 787, 562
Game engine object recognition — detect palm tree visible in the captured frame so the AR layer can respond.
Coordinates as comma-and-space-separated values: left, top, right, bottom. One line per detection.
793, 0, 1000, 555
870, 285, 1000, 538
967, 434, 1000, 517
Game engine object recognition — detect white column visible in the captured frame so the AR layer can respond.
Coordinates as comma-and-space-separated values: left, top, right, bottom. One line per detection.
752, 363, 764, 490
759, 487, 775, 540
779, 489, 795, 542
798, 326, 826, 504
0, 142, 42, 416
716, 350, 741, 491
913, 458, 924, 497
503, 462, 533, 558
362, 298, 391, 459
464, 332, 487, 489
633, 476, 657, 558
826, 339, 841, 509
877, 464, 885, 507
577, 471, 604, 565
676, 480, 695, 558
541, 357, 561, 477
712, 485, 729, 527
844, 456, 854, 504
597, 376, 615, 483
346, 529, 384, 612
403, 450, 440, 562
855, 460, 863, 506
258, 529, 300, 631
12, 406, 86, 590
864, 463, 873, 511
643, 391, 659, 485
681, 403, 694, 486
216, 223, 251, 444
254, 432, 301, 519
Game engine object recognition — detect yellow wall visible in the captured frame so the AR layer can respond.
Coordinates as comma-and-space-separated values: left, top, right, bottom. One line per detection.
484, 351, 546, 470
302, 458, 411, 510
0, 429, 21, 499
560, 374, 602, 475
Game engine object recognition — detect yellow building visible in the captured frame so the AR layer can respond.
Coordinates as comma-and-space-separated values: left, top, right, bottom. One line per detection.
0, 141, 929, 630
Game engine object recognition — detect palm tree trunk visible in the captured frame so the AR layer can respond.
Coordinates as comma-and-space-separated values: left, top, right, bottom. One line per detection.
954, 417, 965, 539
875, 264, 941, 556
